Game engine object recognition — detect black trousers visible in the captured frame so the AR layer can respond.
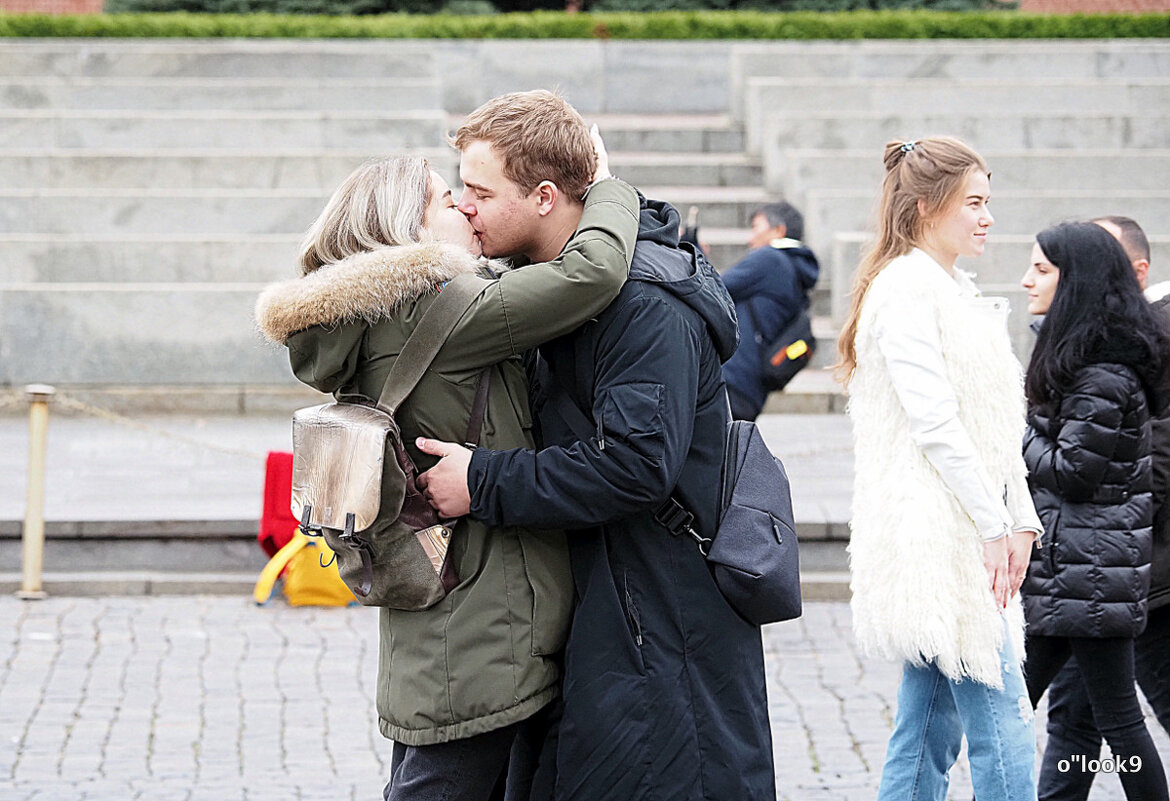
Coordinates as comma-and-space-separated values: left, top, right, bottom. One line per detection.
1024, 633, 1169, 801
384, 712, 552, 801
1038, 605, 1170, 801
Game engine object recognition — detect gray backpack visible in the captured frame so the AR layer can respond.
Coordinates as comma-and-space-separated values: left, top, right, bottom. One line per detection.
290, 273, 488, 609
548, 378, 802, 625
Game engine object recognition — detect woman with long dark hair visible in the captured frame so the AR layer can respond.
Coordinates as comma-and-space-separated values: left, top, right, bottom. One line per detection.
1020, 221, 1170, 801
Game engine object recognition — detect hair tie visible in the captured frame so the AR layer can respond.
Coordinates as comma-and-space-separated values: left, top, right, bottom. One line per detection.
900, 141, 917, 154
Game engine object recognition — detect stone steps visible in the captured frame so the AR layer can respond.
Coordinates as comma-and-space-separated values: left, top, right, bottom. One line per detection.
744, 78, 1170, 153
0, 234, 298, 283
0, 76, 441, 111
0, 39, 737, 115
574, 114, 746, 153
731, 40, 1170, 82
0, 149, 761, 191
0, 109, 450, 150
730, 41, 1170, 119
0, 279, 833, 391
0, 283, 286, 386
0, 110, 744, 153
760, 111, 1170, 154
5, 38, 1164, 415
0, 568, 853, 600
0, 231, 759, 286
0, 524, 850, 594
0, 39, 438, 79
770, 149, 1170, 196
737, 42, 1170, 331
803, 189, 1170, 258
0, 185, 768, 235
0, 41, 777, 405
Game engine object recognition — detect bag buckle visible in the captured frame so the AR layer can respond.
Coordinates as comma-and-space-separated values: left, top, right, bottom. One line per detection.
298, 504, 322, 537
654, 498, 712, 556
333, 512, 373, 598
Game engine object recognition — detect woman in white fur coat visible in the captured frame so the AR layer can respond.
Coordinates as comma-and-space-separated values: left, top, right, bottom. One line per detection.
837, 137, 1043, 801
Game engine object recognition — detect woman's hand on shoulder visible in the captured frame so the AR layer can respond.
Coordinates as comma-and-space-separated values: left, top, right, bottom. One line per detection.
590, 124, 611, 183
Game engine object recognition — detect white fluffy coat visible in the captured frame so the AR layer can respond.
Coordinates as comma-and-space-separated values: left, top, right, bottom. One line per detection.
847, 250, 1036, 689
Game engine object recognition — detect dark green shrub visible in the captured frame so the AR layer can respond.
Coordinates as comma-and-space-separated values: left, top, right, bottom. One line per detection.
443, 0, 497, 12
592, 0, 733, 10
1, 9, 1167, 38
105, 0, 439, 12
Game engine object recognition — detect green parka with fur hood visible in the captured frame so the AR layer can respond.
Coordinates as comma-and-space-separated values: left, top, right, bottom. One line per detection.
254, 179, 639, 745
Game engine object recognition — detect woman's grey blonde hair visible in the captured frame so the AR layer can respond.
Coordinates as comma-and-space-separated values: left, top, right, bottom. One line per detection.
298, 156, 433, 275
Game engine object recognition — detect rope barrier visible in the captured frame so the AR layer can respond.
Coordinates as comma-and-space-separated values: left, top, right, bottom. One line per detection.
0, 391, 25, 412
52, 393, 267, 464
8, 389, 853, 463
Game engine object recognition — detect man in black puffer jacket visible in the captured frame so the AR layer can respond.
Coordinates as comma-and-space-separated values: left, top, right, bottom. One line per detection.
1037, 216, 1170, 801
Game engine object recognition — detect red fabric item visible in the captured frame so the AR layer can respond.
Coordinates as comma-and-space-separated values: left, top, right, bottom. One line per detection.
258, 451, 297, 557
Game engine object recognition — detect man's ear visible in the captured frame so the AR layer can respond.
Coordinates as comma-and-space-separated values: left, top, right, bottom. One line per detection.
534, 181, 559, 217
770, 224, 787, 241
1134, 258, 1151, 289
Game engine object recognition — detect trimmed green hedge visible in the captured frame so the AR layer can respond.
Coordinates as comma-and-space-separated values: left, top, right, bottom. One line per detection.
105, 0, 1009, 13
1, 9, 1168, 39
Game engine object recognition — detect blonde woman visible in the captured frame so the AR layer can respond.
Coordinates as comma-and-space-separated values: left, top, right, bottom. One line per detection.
255, 148, 638, 800
837, 137, 1043, 801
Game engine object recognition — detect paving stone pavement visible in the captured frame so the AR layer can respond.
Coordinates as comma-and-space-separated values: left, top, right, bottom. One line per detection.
3, 597, 1166, 801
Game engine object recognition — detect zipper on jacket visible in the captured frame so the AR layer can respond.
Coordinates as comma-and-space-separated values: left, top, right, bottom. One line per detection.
721, 423, 742, 510
596, 415, 606, 451
623, 574, 643, 646
771, 516, 784, 545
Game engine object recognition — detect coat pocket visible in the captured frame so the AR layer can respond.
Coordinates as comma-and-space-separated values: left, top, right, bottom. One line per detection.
517, 532, 572, 657
599, 382, 666, 463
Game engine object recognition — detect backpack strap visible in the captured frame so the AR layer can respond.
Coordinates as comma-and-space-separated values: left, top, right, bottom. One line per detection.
463, 368, 492, 449
376, 273, 485, 415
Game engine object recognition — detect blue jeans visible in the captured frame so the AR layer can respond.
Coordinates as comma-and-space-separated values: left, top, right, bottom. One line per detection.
877, 629, 1036, 801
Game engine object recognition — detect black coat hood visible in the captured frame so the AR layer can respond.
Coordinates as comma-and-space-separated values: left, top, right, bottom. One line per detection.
629, 196, 740, 363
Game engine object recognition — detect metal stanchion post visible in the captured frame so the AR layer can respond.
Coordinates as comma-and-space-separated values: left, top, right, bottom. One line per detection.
17, 384, 54, 600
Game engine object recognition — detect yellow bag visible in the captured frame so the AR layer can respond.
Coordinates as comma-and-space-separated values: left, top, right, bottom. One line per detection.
253, 531, 355, 607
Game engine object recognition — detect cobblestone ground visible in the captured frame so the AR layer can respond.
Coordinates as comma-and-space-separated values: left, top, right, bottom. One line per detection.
1, 598, 1165, 801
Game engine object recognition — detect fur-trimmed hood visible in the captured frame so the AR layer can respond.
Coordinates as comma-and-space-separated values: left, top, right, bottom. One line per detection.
255, 241, 492, 344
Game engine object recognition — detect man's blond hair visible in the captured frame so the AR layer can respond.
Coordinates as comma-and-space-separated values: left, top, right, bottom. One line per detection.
453, 90, 595, 203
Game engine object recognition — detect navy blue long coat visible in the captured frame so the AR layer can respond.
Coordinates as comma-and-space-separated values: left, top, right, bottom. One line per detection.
467, 199, 776, 801
720, 240, 819, 417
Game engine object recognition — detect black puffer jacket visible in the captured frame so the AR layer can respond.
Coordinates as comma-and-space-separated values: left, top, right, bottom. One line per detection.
1022, 362, 1155, 637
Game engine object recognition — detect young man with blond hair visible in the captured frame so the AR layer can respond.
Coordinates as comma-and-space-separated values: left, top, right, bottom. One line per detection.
419, 90, 776, 801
